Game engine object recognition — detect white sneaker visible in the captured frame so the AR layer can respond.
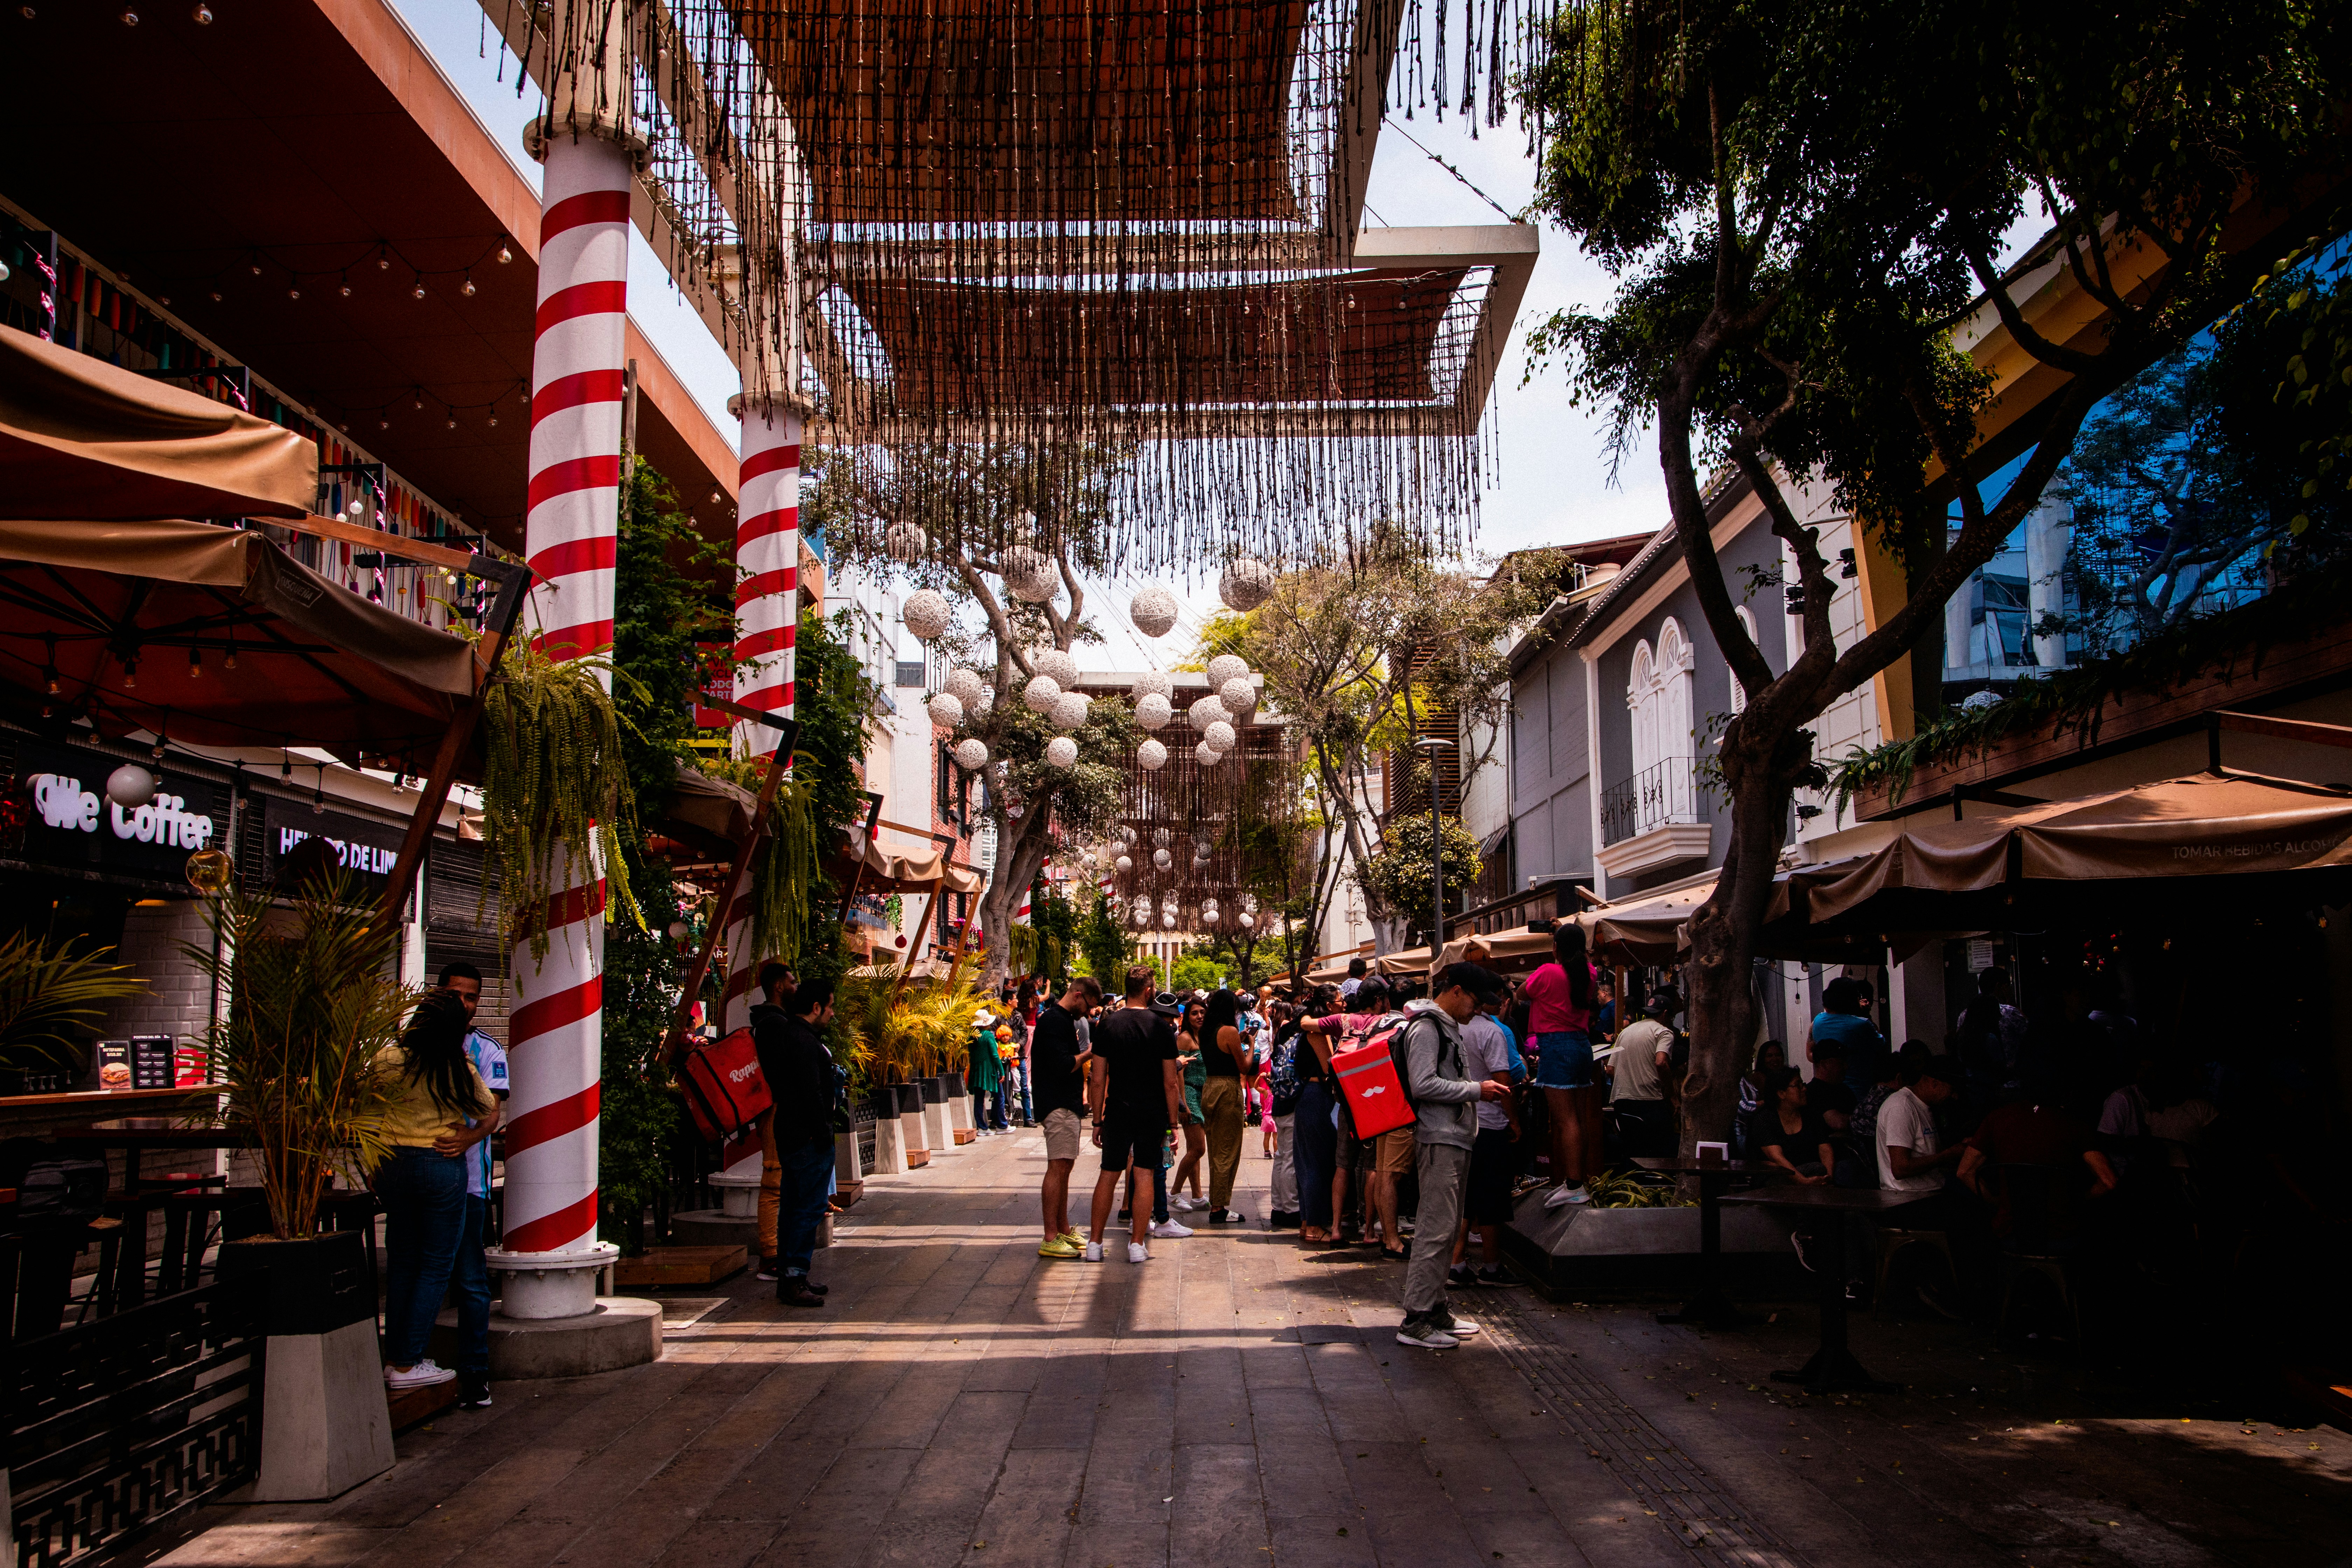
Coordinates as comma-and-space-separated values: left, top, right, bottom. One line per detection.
1126, 1242, 1150, 1264
1544, 1183, 1591, 1209
386, 1359, 456, 1390
1171, 1195, 1206, 1212
1149, 1219, 1194, 1239
1439, 1314, 1480, 1337
1083, 1242, 1104, 1262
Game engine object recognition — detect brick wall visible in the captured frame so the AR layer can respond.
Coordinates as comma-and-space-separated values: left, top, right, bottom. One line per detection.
98, 898, 218, 1060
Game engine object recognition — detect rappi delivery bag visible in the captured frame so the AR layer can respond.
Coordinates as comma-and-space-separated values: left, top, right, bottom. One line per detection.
1330, 1018, 1415, 1139
678, 1026, 772, 1143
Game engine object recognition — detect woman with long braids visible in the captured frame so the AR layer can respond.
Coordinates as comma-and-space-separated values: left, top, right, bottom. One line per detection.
371, 989, 498, 1393
1526, 921, 1600, 1208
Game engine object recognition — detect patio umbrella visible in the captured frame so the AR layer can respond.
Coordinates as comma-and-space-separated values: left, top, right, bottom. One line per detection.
0, 324, 316, 521
1798, 770, 2352, 931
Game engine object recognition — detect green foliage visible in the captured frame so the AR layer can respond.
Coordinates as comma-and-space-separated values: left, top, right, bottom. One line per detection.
612, 463, 734, 819
1829, 551, 2352, 807
1169, 950, 1227, 994
480, 643, 643, 960
2246, 239, 2352, 551
0, 931, 144, 1072
1076, 889, 1134, 987
1012, 877, 1079, 979
596, 852, 686, 1253
1359, 806, 1485, 947
188, 869, 407, 1238
828, 971, 983, 1086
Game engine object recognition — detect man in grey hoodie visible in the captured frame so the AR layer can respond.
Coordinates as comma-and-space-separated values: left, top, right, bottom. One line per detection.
1398, 962, 1514, 1349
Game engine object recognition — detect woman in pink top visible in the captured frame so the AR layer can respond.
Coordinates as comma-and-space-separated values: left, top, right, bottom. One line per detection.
1525, 923, 1600, 1207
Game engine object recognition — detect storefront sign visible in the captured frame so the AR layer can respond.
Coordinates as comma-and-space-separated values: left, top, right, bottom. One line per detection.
260, 798, 406, 899
14, 742, 219, 879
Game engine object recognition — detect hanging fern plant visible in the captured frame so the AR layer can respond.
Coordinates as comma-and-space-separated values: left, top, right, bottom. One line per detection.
480, 641, 645, 960
694, 752, 824, 970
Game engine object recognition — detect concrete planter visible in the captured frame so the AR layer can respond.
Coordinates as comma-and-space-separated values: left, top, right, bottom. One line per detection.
218, 1230, 393, 1502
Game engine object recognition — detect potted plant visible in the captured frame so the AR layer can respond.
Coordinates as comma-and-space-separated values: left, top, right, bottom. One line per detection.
0, 930, 145, 1093
188, 866, 409, 1501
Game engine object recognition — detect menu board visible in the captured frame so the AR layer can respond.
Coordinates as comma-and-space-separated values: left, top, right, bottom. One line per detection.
98, 1040, 131, 1091
129, 1035, 176, 1090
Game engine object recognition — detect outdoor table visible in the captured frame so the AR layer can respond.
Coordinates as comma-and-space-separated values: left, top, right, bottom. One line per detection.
1718, 1184, 1941, 1394
1636, 1155, 1771, 1328
47, 1120, 251, 1308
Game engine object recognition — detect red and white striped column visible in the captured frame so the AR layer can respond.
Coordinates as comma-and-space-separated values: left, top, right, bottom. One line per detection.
500, 125, 634, 1275
721, 393, 801, 1021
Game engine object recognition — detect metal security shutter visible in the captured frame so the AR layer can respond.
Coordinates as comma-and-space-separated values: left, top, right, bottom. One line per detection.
425, 839, 511, 1042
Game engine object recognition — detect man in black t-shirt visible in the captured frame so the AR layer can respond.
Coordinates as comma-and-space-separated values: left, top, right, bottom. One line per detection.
1084, 966, 1182, 1263
1031, 975, 1102, 1258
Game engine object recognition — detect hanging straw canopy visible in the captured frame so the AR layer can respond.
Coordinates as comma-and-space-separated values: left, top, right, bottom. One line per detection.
0, 325, 317, 522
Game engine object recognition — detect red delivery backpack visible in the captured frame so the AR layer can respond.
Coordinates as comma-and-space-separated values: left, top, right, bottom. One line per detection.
1331, 1014, 1415, 1139
678, 1026, 772, 1143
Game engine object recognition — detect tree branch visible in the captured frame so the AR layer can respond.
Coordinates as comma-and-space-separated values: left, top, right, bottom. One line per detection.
1966, 247, 2106, 377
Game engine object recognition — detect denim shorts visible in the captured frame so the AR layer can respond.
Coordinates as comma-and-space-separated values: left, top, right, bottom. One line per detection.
1534, 1030, 1595, 1091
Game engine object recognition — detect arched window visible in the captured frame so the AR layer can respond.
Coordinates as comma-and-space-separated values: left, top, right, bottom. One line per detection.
1729, 606, 1758, 715
1626, 619, 1699, 831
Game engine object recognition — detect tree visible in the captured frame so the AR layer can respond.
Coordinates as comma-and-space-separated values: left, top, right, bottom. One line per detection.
1520, 0, 2347, 1152
1357, 802, 1484, 950
1076, 888, 1135, 987
1204, 525, 1553, 954
1169, 950, 1227, 995
810, 441, 1141, 991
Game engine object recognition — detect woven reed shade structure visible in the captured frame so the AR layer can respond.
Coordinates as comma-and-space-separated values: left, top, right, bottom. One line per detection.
480, 0, 1542, 564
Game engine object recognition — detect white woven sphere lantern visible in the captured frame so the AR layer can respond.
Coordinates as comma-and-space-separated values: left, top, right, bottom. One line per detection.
1242, 893, 1259, 913
1133, 904, 1151, 927
1218, 558, 1276, 611
944, 666, 986, 705
1238, 911, 1255, 929
1158, 911, 1175, 929
1195, 741, 1224, 765
1134, 693, 1173, 730
1001, 545, 1058, 602
1136, 738, 1169, 771
1202, 720, 1236, 754
1152, 848, 1172, 869
1206, 653, 1249, 688
1188, 694, 1230, 733
1023, 674, 1063, 713
884, 521, 928, 564
1129, 586, 1180, 638
902, 588, 952, 641
1045, 736, 1079, 768
1200, 906, 1219, 925
1029, 645, 1079, 687
1050, 692, 1091, 730
1218, 676, 1256, 715
1114, 855, 1134, 873
925, 691, 966, 728
953, 738, 989, 770
1130, 670, 1173, 701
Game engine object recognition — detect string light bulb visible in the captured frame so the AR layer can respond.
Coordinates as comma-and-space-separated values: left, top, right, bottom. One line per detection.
497, 243, 513, 264
376, 252, 390, 271
188, 648, 202, 679
412, 280, 426, 300
460, 275, 476, 297
191, 2, 212, 21
339, 272, 351, 297
288, 286, 300, 300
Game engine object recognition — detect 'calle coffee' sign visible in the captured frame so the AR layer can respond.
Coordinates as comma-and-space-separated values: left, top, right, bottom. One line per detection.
15, 742, 219, 880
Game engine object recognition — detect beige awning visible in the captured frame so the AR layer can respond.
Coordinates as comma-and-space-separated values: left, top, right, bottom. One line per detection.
0, 514, 481, 762
1799, 770, 2352, 929
0, 324, 318, 520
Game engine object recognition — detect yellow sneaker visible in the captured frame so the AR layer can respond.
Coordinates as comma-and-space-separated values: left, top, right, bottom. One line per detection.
1038, 1236, 1084, 1259
1059, 1228, 1085, 1248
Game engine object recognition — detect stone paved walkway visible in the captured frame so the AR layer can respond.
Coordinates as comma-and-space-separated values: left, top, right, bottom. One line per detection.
151, 1130, 2350, 1568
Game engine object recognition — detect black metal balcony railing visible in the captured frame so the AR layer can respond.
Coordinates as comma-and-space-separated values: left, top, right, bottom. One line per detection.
1599, 758, 1704, 847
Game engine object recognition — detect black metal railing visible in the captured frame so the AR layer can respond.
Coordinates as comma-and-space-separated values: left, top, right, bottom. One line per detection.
1599, 758, 1704, 846
6, 1274, 266, 1568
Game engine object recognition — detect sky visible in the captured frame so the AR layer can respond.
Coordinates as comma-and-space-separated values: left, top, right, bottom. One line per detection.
386, 1, 2040, 672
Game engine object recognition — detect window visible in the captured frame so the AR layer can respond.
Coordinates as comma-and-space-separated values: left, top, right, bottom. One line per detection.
1624, 617, 1698, 833
1729, 606, 1757, 715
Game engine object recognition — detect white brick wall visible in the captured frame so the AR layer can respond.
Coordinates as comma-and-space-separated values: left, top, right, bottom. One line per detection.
93, 898, 219, 1078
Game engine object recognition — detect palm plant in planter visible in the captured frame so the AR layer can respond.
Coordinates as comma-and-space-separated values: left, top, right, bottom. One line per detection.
0, 930, 145, 1089
187, 866, 411, 1500
189, 867, 408, 1238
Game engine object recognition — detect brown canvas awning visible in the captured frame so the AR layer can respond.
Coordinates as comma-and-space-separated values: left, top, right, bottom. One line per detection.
1800, 771, 2352, 931
0, 324, 318, 521
0, 516, 481, 763
824, 832, 986, 896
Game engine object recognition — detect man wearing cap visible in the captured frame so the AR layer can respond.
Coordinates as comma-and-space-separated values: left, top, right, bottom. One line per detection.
1396, 962, 1516, 1350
